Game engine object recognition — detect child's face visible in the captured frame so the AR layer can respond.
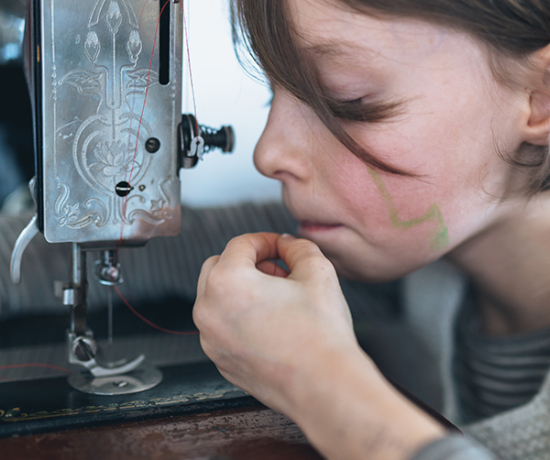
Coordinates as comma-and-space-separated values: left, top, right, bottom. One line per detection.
253, 0, 530, 282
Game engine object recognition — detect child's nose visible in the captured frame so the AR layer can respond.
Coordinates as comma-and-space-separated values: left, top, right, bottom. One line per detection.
253, 90, 312, 183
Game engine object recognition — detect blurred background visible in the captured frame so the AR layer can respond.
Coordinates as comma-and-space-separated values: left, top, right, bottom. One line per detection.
0, 0, 280, 210
180, 0, 280, 207
0, 0, 32, 208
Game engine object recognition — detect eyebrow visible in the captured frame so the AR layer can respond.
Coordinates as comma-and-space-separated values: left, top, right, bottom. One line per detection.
302, 41, 368, 58
302, 40, 385, 71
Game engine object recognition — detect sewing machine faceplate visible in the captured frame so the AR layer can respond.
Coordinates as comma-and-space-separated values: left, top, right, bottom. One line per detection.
35, 0, 182, 246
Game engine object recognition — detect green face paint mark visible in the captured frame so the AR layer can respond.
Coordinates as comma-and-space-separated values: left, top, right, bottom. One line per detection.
366, 166, 450, 251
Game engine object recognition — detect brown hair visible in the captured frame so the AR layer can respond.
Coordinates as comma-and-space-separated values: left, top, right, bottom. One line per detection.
231, 0, 550, 194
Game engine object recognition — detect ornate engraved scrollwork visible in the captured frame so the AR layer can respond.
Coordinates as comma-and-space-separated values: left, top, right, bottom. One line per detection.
55, 183, 108, 228
127, 178, 175, 224
55, 0, 163, 230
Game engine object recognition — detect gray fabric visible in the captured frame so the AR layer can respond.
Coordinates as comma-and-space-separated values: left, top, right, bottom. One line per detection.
0, 203, 401, 324
455, 294, 550, 423
403, 260, 468, 422
409, 435, 498, 460
464, 374, 550, 460
2, 204, 550, 459
0, 203, 298, 319
355, 320, 444, 412
405, 260, 550, 459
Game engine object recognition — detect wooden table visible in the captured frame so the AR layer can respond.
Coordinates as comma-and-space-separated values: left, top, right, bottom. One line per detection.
0, 405, 323, 460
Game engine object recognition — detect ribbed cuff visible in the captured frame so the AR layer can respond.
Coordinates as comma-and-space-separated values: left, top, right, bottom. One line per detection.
408, 434, 498, 460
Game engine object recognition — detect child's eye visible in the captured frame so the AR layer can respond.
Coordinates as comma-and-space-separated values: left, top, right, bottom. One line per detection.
327, 97, 403, 123
341, 97, 363, 105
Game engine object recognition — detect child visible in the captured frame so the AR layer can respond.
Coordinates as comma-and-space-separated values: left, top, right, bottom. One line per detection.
1, 0, 549, 458
192, 0, 550, 459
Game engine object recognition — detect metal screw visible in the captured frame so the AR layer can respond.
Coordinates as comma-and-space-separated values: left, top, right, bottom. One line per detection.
73, 338, 96, 362
139, 185, 146, 192
115, 181, 133, 197
113, 381, 129, 388
145, 138, 161, 153
100, 265, 120, 283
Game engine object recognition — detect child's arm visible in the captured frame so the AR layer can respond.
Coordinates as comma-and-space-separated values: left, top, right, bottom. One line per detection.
194, 232, 453, 460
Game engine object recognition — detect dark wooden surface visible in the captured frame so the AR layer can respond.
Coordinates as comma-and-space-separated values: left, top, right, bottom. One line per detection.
0, 405, 323, 460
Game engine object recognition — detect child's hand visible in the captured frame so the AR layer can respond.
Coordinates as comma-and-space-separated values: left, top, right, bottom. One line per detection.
193, 232, 358, 414
193, 232, 445, 460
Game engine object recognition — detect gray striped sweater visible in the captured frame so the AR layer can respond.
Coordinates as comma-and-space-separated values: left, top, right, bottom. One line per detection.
0, 203, 544, 459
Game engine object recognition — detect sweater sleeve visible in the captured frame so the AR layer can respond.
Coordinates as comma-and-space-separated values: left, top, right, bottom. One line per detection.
408, 435, 498, 460
0, 202, 297, 319
462, 372, 550, 460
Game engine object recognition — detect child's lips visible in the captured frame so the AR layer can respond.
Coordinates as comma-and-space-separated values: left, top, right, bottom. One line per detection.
299, 221, 343, 232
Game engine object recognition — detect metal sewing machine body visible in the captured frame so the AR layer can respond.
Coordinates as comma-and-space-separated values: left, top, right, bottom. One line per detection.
37, 0, 182, 247
10, 0, 234, 395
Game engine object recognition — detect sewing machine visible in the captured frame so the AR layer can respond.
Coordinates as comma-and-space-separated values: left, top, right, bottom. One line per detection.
0, 0, 281, 441
7, 0, 237, 398
0, 1, 326, 456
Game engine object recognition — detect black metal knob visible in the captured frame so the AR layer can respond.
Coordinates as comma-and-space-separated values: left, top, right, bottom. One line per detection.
178, 114, 235, 169
202, 125, 235, 153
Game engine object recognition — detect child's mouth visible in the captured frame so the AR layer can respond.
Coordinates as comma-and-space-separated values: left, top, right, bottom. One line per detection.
299, 221, 343, 232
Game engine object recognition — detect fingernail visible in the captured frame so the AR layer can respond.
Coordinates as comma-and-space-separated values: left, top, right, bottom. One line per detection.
280, 233, 296, 240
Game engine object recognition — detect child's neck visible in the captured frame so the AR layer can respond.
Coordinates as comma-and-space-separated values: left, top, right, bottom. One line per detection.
448, 193, 550, 336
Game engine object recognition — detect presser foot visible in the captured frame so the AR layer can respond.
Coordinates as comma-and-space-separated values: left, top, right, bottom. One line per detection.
67, 331, 163, 395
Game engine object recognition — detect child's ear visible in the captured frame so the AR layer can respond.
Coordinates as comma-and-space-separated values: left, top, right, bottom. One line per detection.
523, 45, 550, 146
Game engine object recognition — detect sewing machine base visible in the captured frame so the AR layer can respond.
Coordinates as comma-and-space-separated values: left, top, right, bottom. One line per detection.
0, 361, 253, 439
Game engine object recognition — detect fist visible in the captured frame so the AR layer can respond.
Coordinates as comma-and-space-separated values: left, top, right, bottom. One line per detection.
193, 233, 357, 415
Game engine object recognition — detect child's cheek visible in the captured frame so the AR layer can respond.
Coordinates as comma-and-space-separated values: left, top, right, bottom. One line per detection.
333, 153, 453, 253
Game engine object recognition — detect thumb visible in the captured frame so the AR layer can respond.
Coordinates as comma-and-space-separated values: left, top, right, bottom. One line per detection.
276, 234, 337, 281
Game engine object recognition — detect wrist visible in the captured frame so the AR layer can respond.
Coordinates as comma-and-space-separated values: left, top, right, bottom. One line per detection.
285, 345, 446, 460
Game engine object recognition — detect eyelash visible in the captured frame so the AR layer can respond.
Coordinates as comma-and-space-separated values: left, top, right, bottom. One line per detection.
326, 97, 402, 123
264, 83, 402, 124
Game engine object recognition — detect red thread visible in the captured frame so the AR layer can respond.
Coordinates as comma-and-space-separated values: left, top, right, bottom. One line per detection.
117, 0, 171, 255
114, 286, 198, 336
112, 0, 200, 336
181, 1, 199, 135
0, 364, 71, 381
